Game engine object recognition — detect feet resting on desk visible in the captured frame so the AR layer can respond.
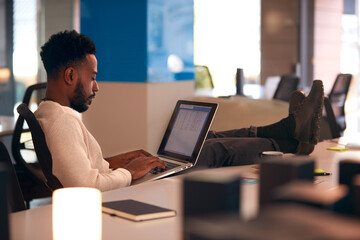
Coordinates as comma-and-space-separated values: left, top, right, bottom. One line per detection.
289, 80, 324, 155
195, 80, 325, 170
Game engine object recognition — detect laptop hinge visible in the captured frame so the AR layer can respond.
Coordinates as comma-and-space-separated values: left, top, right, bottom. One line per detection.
158, 155, 190, 164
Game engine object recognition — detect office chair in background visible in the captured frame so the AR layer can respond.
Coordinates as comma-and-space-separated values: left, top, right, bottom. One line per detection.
11, 83, 52, 207
195, 65, 214, 90
319, 97, 341, 141
0, 141, 26, 213
327, 73, 352, 133
0, 161, 10, 240
17, 103, 63, 191
273, 74, 300, 102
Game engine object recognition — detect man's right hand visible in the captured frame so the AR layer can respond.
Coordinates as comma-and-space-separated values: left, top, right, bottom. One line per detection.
123, 156, 167, 180
105, 149, 153, 169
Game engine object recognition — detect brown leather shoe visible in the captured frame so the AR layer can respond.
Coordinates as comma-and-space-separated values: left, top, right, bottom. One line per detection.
289, 90, 306, 114
288, 90, 316, 155
293, 80, 324, 146
296, 142, 315, 155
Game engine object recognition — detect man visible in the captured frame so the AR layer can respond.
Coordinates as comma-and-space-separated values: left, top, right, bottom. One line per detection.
36, 30, 166, 191
36, 30, 324, 191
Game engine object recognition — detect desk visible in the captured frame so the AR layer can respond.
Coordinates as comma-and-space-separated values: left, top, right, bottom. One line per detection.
0, 115, 15, 139
10, 165, 258, 240
190, 96, 288, 131
310, 138, 360, 188
9, 139, 359, 240
10, 179, 182, 240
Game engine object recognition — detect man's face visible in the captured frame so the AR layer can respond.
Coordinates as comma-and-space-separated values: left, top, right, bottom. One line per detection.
70, 54, 98, 112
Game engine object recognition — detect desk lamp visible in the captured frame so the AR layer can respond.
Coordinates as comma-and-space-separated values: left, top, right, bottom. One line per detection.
53, 187, 102, 240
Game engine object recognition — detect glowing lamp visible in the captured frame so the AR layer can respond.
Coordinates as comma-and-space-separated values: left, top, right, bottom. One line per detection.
52, 187, 102, 240
0, 68, 10, 83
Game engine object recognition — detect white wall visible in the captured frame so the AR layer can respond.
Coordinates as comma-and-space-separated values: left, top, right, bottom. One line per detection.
82, 81, 195, 157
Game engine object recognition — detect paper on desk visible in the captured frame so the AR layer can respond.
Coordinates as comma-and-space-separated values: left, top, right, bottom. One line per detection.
326, 146, 350, 151
345, 142, 360, 150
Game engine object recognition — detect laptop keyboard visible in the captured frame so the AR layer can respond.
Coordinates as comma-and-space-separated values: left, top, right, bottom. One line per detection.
150, 161, 180, 174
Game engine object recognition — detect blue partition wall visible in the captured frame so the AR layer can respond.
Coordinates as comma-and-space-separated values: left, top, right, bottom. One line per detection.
80, 0, 194, 83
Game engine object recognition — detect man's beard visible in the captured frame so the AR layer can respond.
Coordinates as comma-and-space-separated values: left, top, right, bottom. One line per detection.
70, 80, 95, 113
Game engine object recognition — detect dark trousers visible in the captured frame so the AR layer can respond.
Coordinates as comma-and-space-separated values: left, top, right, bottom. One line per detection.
193, 127, 280, 170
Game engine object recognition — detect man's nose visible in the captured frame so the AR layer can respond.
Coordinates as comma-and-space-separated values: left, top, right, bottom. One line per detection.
93, 80, 99, 92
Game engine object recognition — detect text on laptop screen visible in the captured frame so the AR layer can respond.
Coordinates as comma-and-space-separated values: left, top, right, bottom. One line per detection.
163, 104, 211, 157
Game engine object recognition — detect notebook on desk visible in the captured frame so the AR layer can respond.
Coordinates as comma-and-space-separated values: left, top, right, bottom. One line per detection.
132, 100, 218, 185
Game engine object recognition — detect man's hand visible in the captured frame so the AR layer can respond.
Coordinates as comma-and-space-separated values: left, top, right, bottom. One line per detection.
119, 149, 152, 159
105, 149, 153, 169
123, 156, 167, 180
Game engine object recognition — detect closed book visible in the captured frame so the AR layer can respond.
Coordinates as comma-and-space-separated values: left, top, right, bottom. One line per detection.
102, 199, 176, 221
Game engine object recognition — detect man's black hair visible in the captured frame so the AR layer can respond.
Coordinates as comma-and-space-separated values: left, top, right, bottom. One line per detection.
40, 30, 96, 79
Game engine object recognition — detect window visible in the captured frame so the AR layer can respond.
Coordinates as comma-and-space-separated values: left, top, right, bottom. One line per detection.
194, 0, 261, 97
13, 0, 38, 105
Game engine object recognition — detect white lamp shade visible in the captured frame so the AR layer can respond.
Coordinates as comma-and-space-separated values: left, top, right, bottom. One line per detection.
53, 187, 102, 240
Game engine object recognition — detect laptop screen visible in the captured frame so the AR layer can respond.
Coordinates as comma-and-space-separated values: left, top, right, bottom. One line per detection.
158, 100, 218, 164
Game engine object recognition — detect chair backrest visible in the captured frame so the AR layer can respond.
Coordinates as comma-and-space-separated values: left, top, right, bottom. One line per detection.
11, 83, 52, 202
17, 103, 63, 190
21, 82, 47, 107
273, 74, 300, 102
11, 83, 47, 179
319, 97, 341, 141
0, 162, 10, 240
263, 76, 281, 99
328, 73, 352, 132
0, 142, 26, 212
195, 65, 215, 90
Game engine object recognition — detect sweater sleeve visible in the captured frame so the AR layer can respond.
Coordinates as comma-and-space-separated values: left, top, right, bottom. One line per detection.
44, 113, 131, 192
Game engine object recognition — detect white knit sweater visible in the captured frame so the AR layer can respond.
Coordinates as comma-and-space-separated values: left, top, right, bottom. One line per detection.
34, 101, 131, 192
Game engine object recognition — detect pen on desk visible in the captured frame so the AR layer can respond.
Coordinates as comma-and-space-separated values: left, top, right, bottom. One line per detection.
314, 172, 331, 176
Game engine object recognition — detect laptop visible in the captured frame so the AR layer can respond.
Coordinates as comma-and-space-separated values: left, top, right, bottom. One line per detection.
132, 100, 218, 185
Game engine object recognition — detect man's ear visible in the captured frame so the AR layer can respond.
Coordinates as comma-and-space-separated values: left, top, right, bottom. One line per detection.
64, 67, 77, 85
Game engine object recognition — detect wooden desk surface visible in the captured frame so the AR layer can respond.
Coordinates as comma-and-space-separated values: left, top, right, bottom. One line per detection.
190, 96, 288, 131
310, 138, 360, 188
10, 179, 182, 240
9, 165, 259, 240
9, 138, 360, 240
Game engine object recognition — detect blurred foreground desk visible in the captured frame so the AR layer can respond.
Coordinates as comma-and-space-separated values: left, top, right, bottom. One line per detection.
9, 138, 360, 240
10, 165, 258, 240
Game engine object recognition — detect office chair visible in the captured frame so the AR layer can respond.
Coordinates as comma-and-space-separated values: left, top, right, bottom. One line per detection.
11, 82, 53, 206
17, 103, 63, 191
0, 162, 10, 240
328, 73, 352, 133
319, 97, 341, 141
0, 142, 26, 212
195, 65, 215, 90
273, 74, 300, 102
